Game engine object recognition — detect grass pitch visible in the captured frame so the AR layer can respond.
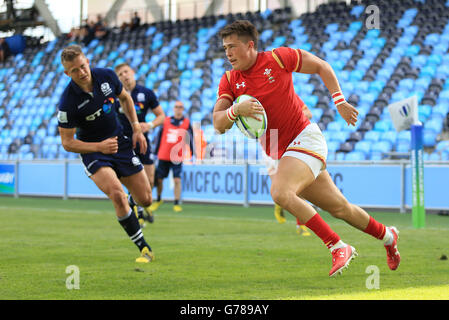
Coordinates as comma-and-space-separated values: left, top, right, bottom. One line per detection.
1, 196, 449, 300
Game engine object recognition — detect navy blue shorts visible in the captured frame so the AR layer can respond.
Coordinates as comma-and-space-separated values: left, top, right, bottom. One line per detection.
134, 139, 154, 165
155, 159, 183, 179
81, 135, 143, 178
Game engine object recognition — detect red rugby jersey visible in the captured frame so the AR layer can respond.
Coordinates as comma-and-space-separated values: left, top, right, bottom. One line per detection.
157, 116, 191, 162
217, 47, 310, 159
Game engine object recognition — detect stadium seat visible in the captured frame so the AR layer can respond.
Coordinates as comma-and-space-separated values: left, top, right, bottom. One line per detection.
435, 140, 449, 153
423, 130, 437, 147
327, 141, 340, 153
370, 152, 383, 161
354, 141, 371, 156
397, 130, 411, 143
380, 131, 397, 145
396, 141, 410, 153
374, 121, 391, 132
425, 120, 443, 134
345, 151, 366, 161
371, 141, 392, 154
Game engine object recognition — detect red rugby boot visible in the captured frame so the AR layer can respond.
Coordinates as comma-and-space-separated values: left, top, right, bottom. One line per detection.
329, 244, 357, 277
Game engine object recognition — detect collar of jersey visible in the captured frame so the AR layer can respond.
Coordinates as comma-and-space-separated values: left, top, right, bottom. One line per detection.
240, 52, 261, 76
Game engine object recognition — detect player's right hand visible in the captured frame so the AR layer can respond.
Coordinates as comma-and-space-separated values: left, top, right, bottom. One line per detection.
98, 136, 118, 154
235, 99, 265, 121
337, 102, 359, 126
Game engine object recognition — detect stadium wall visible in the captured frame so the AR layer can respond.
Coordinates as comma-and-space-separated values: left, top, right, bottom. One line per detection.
0, 160, 448, 211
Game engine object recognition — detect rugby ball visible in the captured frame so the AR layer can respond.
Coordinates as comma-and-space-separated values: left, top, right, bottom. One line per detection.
234, 94, 267, 139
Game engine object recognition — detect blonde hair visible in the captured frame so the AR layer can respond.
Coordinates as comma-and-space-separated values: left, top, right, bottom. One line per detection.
61, 44, 84, 64
114, 62, 132, 73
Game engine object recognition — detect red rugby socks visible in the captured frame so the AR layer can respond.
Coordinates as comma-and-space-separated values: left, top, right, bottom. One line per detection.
364, 216, 386, 240
305, 213, 341, 250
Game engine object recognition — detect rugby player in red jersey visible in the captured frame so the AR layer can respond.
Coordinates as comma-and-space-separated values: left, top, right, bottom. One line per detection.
213, 20, 400, 276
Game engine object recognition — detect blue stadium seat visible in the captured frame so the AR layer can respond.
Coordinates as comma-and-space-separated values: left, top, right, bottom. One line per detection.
310, 108, 323, 121
405, 45, 420, 57
429, 152, 443, 161
435, 140, 449, 153
325, 23, 339, 34
424, 119, 443, 133
438, 89, 449, 104
418, 104, 432, 122
374, 120, 391, 132
397, 130, 411, 143
436, 64, 449, 79
354, 141, 371, 156
371, 141, 392, 154
423, 130, 437, 147
369, 152, 383, 161
434, 42, 449, 55
289, 19, 302, 30
380, 131, 397, 145
260, 29, 274, 42
329, 131, 349, 143
327, 141, 340, 153
396, 141, 410, 153
333, 152, 344, 161
345, 151, 366, 161
425, 34, 440, 47
348, 21, 362, 31
327, 122, 342, 132
420, 65, 437, 78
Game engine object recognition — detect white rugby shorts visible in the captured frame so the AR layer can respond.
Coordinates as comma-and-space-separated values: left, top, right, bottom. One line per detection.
263, 123, 327, 178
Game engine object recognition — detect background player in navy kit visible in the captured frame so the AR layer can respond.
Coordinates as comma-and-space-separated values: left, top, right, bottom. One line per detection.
115, 63, 166, 226
150, 101, 195, 213
57, 45, 155, 263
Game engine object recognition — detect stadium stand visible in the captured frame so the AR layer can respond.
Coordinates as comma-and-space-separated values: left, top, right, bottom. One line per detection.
1, 0, 449, 162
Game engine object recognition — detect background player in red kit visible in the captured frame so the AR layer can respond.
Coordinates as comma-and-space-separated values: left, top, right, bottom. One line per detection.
213, 20, 400, 277
151, 101, 195, 213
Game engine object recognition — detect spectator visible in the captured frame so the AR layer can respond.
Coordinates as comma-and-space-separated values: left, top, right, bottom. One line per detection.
67, 27, 81, 42
93, 14, 109, 40
80, 19, 95, 46
130, 12, 141, 30
6, 0, 16, 20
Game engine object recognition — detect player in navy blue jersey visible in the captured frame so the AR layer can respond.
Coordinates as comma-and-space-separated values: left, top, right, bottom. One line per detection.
115, 63, 166, 226
57, 45, 155, 263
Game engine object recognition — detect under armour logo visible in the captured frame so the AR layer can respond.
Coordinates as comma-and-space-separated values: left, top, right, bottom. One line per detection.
394, 245, 399, 254
236, 82, 246, 89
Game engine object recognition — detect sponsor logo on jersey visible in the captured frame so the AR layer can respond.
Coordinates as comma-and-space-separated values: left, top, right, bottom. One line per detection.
57, 111, 68, 123
236, 82, 246, 89
135, 102, 144, 114
137, 92, 145, 102
100, 82, 113, 96
102, 97, 115, 114
77, 99, 90, 109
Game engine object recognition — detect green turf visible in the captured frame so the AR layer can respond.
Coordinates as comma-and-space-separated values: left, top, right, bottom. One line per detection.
1, 196, 449, 300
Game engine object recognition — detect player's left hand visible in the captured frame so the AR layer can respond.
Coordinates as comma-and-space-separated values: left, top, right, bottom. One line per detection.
133, 131, 147, 155
140, 122, 152, 133
337, 102, 359, 126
